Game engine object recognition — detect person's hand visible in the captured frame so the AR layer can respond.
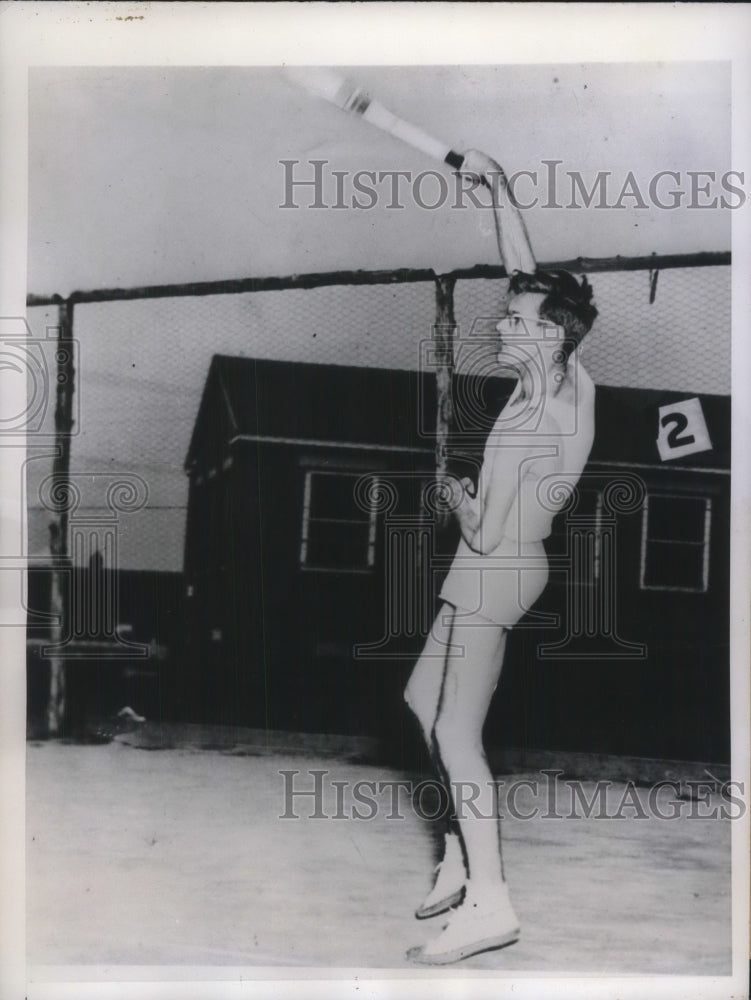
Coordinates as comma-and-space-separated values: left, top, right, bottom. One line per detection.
455, 477, 482, 537
459, 476, 478, 501
459, 148, 503, 184
445, 475, 477, 511
452, 476, 479, 515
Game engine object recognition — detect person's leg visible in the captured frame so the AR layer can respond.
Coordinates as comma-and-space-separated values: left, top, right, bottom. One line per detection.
408, 613, 520, 963
432, 613, 507, 888
403, 603, 456, 739
404, 605, 467, 916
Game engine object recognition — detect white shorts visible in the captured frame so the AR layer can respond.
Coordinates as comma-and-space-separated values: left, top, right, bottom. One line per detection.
439, 536, 549, 628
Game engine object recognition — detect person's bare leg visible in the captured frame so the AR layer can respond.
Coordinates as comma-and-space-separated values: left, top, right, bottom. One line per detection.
408, 612, 519, 963
404, 603, 456, 738
432, 612, 507, 888
404, 605, 466, 915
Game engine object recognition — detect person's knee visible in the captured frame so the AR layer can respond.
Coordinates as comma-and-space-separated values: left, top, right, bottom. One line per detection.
433, 709, 482, 767
404, 678, 431, 733
432, 711, 458, 757
403, 679, 416, 713
404, 680, 422, 719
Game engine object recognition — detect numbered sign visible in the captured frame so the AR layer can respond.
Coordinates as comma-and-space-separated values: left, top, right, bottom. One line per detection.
656, 397, 712, 462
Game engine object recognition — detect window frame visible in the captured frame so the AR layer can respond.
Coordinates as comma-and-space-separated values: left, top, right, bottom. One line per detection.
638, 491, 712, 593
299, 468, 379, 575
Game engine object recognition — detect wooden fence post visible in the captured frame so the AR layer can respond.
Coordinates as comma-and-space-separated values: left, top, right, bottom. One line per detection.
46, 297, 75, 736
433, 276, 457, 528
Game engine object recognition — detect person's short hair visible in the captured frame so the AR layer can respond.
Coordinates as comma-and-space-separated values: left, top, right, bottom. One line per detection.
508, 269, 597, 360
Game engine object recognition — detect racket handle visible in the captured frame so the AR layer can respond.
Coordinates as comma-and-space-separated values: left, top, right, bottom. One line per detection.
444, 149, 465, 171
444, 149, 491, 188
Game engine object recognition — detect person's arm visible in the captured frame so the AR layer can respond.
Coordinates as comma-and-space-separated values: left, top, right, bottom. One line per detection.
451, 479, 483, 548
452, 445, 530, 554
459, 148, 537, 275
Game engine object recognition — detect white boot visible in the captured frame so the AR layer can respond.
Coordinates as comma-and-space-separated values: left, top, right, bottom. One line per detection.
408, 881, 520, 964
415, 832, 466, 919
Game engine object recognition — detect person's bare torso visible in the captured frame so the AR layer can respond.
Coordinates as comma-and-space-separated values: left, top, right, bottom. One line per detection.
484, 359, 596, 544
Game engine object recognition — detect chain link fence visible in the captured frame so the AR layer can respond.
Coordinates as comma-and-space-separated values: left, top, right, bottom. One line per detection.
25, 254, 730, 575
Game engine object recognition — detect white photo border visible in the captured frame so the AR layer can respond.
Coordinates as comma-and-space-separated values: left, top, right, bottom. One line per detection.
1, 3, 749, 999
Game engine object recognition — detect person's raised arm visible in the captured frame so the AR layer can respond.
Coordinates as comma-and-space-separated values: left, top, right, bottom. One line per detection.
459, 148, 537, 275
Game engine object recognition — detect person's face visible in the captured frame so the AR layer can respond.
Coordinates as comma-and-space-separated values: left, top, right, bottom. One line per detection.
496, 292, 565, 370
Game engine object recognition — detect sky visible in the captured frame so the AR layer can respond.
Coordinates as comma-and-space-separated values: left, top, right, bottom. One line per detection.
28, 62, 732, 297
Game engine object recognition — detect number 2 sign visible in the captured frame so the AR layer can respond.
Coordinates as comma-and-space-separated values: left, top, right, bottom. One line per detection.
656, 397, 713, 462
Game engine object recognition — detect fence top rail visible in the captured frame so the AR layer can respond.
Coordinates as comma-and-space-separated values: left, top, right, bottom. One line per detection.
26, 250, 731, 309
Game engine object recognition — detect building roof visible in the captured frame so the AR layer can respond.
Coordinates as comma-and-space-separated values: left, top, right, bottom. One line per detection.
185, 355, 439, 469
186, 355, 730, 473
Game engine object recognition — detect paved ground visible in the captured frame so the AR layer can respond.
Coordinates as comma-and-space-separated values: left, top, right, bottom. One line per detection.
26, 738, 732, 973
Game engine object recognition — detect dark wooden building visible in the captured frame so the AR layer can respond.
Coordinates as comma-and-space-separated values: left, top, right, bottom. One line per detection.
182, 355, 730, 764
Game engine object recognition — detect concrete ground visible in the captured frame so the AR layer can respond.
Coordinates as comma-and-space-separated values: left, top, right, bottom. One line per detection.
26, 735, 731, 974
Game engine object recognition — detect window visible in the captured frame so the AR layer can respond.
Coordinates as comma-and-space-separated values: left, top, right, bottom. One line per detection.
300, 470, 378, 573
639, 493, 711, 592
